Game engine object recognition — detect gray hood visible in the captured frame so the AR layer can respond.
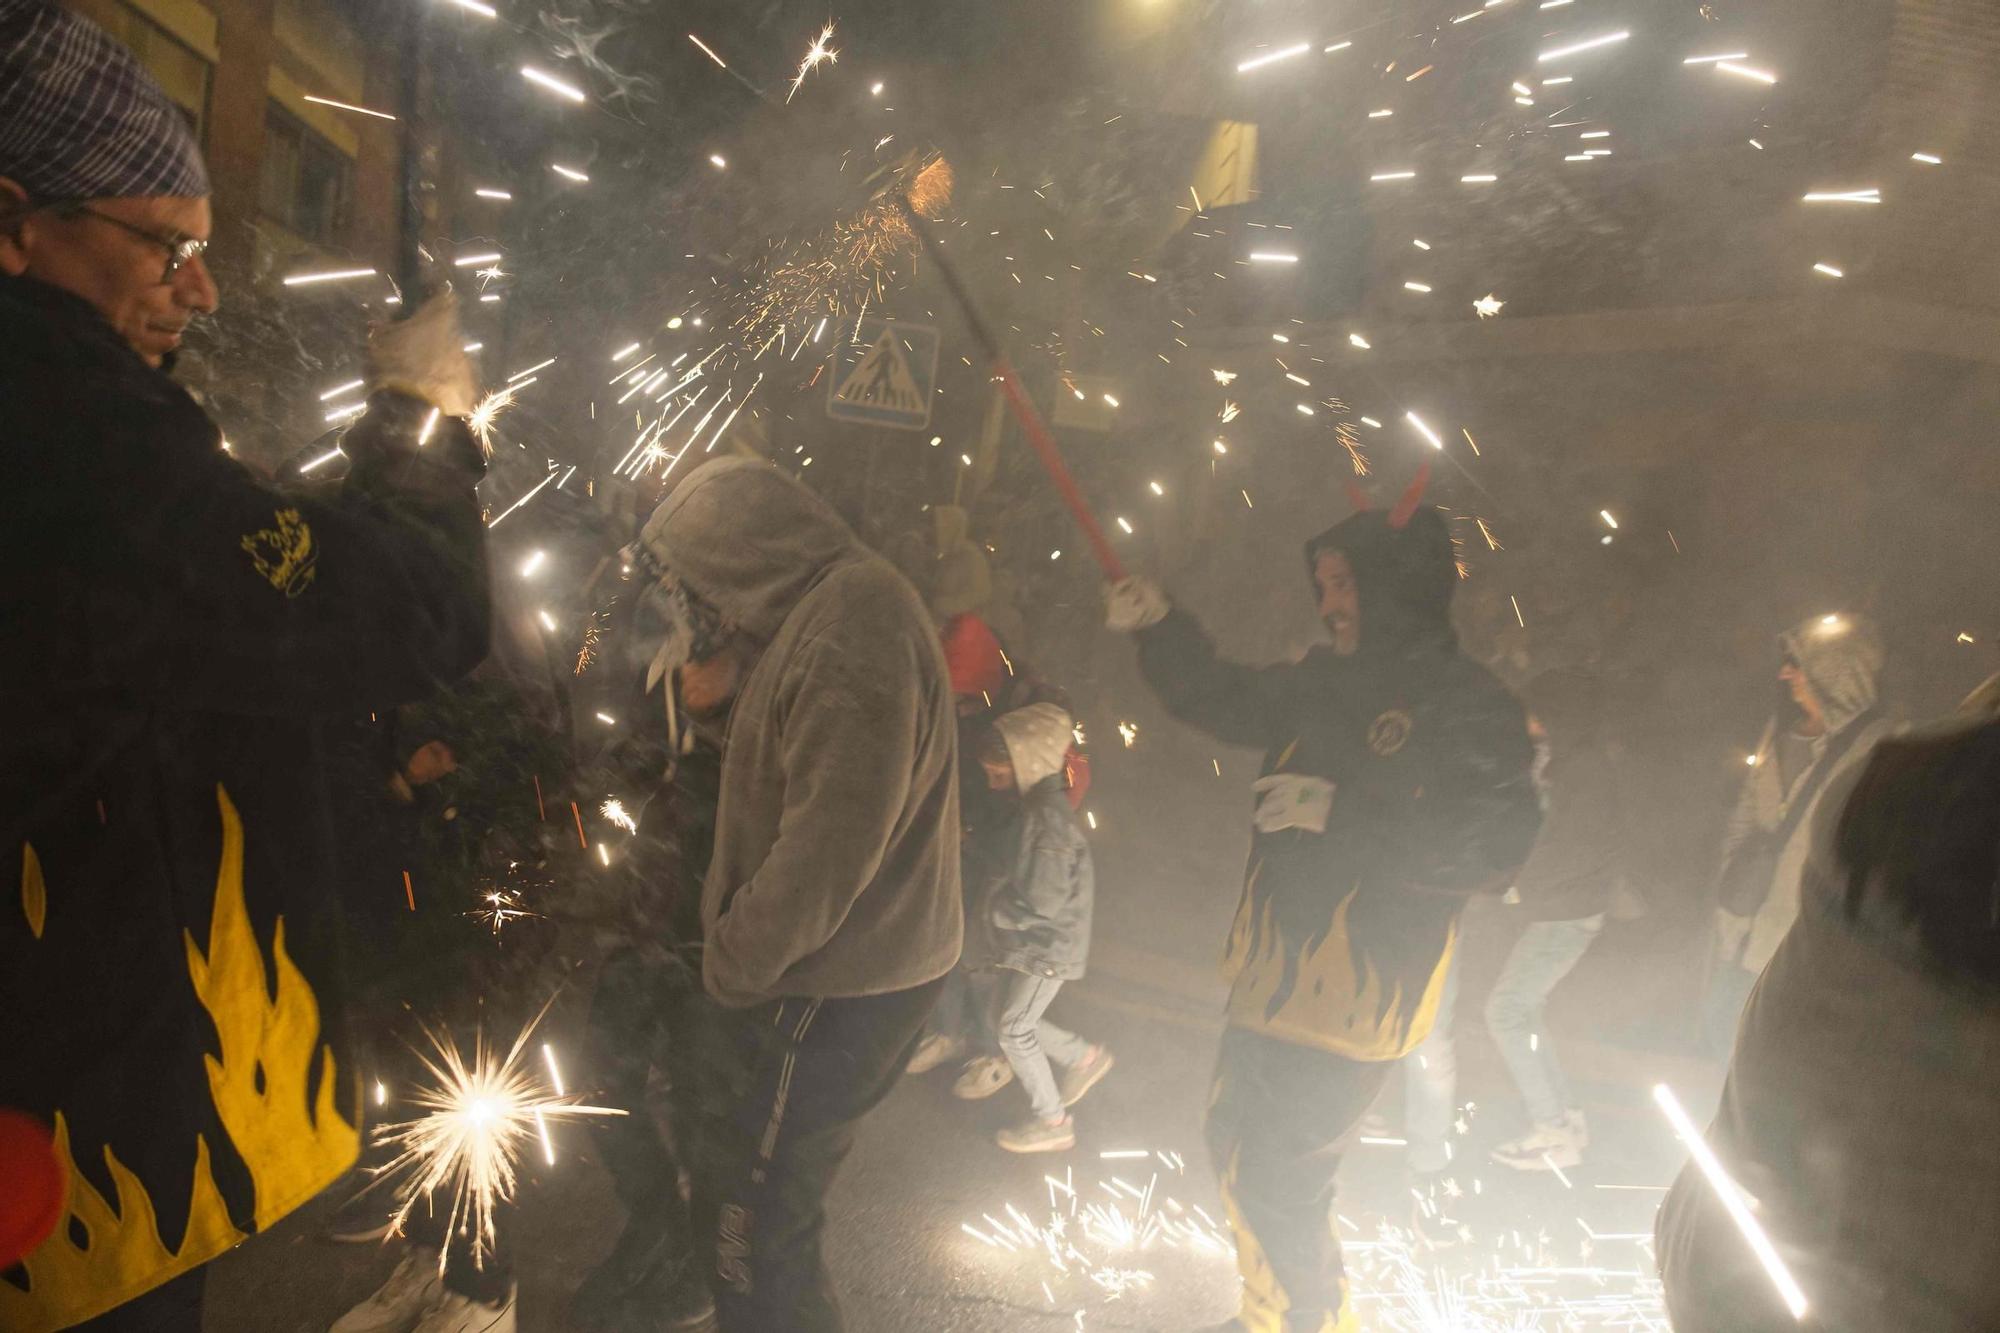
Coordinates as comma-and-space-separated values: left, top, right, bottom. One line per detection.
641, 458, 865, 642
1780, 611, 1884, 735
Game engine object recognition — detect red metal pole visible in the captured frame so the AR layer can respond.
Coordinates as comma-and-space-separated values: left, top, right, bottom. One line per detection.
898, 199, 1128, 583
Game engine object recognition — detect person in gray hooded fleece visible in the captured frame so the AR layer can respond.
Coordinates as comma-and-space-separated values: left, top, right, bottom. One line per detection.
1704, 611, 1891, 1053
635, 457, 961, 1331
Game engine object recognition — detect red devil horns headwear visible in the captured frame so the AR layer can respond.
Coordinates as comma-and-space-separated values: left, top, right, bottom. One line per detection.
1387, 461, 1432, 529
1345, 462, 1433, 529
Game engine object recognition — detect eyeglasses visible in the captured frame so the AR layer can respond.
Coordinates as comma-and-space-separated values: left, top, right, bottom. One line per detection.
60, 205, 208, 283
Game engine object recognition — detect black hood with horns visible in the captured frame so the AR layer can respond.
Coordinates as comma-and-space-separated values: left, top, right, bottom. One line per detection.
1304, 500, 1458, 659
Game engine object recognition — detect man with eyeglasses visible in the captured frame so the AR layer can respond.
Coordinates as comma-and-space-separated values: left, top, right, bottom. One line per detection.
0, 2, 492, 1330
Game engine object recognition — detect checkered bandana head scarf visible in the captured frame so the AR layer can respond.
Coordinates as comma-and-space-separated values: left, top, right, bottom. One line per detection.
0, 0, 210, 204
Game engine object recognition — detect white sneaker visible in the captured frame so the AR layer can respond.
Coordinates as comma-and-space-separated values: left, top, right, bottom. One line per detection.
951, 1055, 1014, 1100
411, 1284, 517, 1333
1490, 1112, 1587, 1171
331, 1250, 443, 1333
905, 1031, 965, 1075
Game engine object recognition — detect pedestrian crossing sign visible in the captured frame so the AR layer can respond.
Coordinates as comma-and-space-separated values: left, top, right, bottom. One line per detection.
827, 318, 940, 430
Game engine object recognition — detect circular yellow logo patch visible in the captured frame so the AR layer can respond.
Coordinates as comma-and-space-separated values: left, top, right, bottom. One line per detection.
1367, 709, 1414, 756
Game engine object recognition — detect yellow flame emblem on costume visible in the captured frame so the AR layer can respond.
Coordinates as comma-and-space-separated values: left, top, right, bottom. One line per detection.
185, 784, 358, 1228
0, 786, 357, 1330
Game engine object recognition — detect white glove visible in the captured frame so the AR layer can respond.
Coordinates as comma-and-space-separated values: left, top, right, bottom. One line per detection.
1251, 774, 1336, 834
367, 290, 478, 417
1713, 907, 1754, 963
1105, 576, 1169, 632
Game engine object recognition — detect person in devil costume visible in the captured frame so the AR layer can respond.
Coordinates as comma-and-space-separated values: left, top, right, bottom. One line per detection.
1106, 466, 1542, 1333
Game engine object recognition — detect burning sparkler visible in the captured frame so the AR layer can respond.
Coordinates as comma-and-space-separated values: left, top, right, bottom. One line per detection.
785, 22, 839, 104
371, 1007, 624, 1274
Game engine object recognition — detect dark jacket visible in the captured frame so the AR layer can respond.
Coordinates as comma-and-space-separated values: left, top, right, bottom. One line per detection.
0, 276, 488, 1330
639, 460, 961, 1007
1658, 717, 2000, 1333
1136, 502, 1539, 1060
1510, 672, 1626, 921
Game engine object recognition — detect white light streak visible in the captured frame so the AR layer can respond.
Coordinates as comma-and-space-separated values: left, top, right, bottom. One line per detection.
318, 378, 365, 401
1248, 251, 1299, 263
1683, 51, 1748, 64
1654, 1083, 1810, 1320
453, 252, 501, 268
1324, 41, 1352, 53
1368, 108, 1394, 119
1537, 31, 1629, 62
1801, 188, 1880, 204
1600, 509, 1618, 529
1403, 281, 1432, 293
323, 402, 368, 424
1149, 481, 1165, 495
1580, 130, 1611, 139
1412, 237, 1431, 250
1296, 404, 1315, 416
1271, 333, 1290, 343
1212, 439, 1228, 454
444, 0, 496, 16
1405, 412, 1444, 449
784, 22, 839, 103
508, 357, 556, 382
300, 447, 344, 472
550, 163, 589, 182
283, 267, 376, 286
1912, 152, 1942, 165
519, 550, 547, 577
708, 154, 727, 169
1359, 416, 1382, 428
1461, 173, 1498, 183
1370, 170, 1416, 181
418, 408, 440, 446
1813, 262, 1844, 278
594, 712, 615, 725
463, 342, 483, 353
1349, 333, 1371, 349
302, 94, 396, 120
1715, 61, 1778, 84
1115, 517, 1133, 534
1542, 75, 1573, 85
475, 188, 512, 200
687, 33, 727, 67
1236, 42, 1312, 73
611, 343, 641, 361
536, 610, 557, 633
870, 80, 884, 95
521, 66, 586, 102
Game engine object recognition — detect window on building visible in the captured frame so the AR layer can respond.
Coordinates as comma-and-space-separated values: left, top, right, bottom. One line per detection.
259, 105, 354, 245
104, 3, 211, 143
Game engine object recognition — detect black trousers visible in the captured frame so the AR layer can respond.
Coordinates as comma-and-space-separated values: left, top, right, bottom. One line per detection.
687, 977, 944, 1333
1205, 1026, 1392, 1333
67, 1266, 206, 1332
580, 946, 701, 1258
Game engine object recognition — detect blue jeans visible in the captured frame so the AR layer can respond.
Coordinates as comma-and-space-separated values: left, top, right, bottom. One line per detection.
995, 970, 1092, 1120
1484, 915, 1604, 1126
1403, 948, 1462, 1173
